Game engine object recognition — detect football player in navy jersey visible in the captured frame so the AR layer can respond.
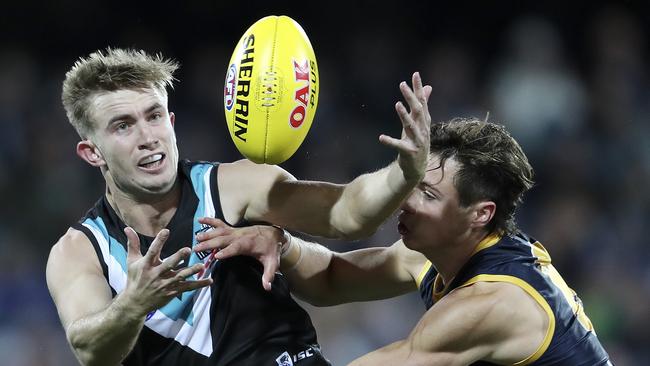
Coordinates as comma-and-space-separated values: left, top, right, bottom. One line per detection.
46, 48, 432, 366
200, 118, 612, 365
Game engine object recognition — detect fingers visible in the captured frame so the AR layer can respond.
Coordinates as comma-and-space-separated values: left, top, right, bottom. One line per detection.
156, 246, 191, 275
411, 71, 424, 100
378, 133, 409, 153
125, 227, 142, 263
260, 255, 279, 292
195, 218, 234, 251
198, 217, 228, 229
395, 100, 418, 136
194, 233, 233, 253
423, 85, 432, 102
173, 262, 206, 279
161, 258, 214, 297
164, 277, 213, 297
144, 229, 170, 264
399, 79, 424, 121
212, 239, 240, 260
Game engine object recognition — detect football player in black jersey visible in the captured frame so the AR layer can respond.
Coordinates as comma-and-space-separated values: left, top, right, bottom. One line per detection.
46, 48, 432, 365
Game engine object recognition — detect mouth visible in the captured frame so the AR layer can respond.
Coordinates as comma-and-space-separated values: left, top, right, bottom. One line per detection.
137, 153, 166, 171
397, 221, 409, 235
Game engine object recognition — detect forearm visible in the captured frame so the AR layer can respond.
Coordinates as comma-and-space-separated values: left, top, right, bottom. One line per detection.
66, 294, 145, 366
334, 161, 419, 239
279, 234, 413, 305
280, 235, 338, 306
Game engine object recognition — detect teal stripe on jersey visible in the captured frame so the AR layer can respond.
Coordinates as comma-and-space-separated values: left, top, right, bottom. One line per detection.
84, 214, 198, 325
84, 216, 127, 272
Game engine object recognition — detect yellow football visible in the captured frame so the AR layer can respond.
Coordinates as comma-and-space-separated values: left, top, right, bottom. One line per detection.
224, 15, 319, 164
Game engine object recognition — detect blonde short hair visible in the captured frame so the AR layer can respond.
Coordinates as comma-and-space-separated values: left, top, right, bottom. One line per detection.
62, 48, 179, 138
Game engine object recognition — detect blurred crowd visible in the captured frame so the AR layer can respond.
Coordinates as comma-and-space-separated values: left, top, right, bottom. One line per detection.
0, 2, 647, 365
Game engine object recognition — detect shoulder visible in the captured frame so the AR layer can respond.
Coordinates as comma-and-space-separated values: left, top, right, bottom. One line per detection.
219, 159, 295, 182
50, 227, 94, 257
48, 228, 102, 278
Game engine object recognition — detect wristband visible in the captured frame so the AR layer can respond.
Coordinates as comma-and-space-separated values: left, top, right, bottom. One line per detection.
272, 225, 292, 257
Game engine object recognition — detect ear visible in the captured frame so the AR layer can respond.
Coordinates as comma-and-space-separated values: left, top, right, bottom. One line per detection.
169, 112, 175, 127
76, 140, 106, 167
470, 201, 496, 229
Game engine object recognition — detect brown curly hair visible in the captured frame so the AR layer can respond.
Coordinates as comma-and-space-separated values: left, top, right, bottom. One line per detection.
430, 117, 535, 235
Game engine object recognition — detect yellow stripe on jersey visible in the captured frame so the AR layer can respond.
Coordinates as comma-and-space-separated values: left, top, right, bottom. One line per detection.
459, 274, 556, 365
530, 241, 593, 331
540, 264, 595, 332
416, 260, 433, 289
471, 233, 502, 255
531, 241, 551, 265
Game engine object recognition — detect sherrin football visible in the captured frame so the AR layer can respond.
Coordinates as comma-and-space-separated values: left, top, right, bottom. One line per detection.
224, 15, 319, 164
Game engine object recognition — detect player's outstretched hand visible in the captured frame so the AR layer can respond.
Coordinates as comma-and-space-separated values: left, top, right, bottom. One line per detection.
379, 71, 432, 182
194, 217, 285, 292
122, 227, 213, 317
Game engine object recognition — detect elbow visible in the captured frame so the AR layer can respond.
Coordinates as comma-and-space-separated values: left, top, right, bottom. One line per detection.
332, 217, 378, 241
68, 340, 93, 366
68, 334, 93, 366
67, 331, 107, 366
338, 227, 375, 241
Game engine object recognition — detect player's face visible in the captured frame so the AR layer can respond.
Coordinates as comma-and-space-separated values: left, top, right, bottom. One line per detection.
397, 156, 475, 253
87, 88, 179, 197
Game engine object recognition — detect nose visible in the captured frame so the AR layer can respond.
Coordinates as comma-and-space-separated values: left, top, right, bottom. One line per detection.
137, 122, 159, 150
400, 189, 420, 214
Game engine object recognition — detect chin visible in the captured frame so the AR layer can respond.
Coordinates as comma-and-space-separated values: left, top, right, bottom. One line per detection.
140, 175, 176, 194
401, 236, 416, 249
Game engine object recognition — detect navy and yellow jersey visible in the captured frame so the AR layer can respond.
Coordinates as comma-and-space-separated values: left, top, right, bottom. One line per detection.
72, 160, 330, 366
416, 232, 611, 366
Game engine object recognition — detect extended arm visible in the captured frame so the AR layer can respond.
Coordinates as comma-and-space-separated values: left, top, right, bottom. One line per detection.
194, 219, 427, 299
279, 236, 426, 305
218, 72, 432, 239
47, 228, 211, 366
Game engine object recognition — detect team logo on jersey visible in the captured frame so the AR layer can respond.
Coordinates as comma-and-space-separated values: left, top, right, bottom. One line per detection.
195, 224, 213, 260
276, 352, 293, 366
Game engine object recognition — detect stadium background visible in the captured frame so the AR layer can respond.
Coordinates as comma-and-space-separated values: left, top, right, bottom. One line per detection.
0, 1, 648, 364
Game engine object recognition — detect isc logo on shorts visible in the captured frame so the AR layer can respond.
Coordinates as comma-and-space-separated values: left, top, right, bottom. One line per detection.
275, 347, 315, 365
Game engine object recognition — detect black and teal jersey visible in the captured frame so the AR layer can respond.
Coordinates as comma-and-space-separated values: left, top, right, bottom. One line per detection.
72, 160, 330, 366
417, 232, 611, 366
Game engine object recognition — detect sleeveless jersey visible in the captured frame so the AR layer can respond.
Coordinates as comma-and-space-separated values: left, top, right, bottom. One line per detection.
417, 232, 611, 366
72, 160, 330, 366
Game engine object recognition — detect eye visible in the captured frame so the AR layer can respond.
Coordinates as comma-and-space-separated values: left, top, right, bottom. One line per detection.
150, 112, 163, 120
116, 121, 129, 131
422, 190, 437, 200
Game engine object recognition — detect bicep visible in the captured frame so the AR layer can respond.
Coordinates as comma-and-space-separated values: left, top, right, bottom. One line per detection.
353, 288, 504, 365
221, 160, 347, 236
47, 229, 112, 331
406, 283, 543, 365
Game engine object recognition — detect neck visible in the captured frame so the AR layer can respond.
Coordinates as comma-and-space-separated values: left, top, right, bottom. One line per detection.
106, 181, 181, 237
424, 229, 491, 286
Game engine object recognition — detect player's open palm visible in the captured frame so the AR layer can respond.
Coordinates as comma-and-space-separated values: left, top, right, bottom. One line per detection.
122, 227, 212, 317
379, 71, 432, 182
